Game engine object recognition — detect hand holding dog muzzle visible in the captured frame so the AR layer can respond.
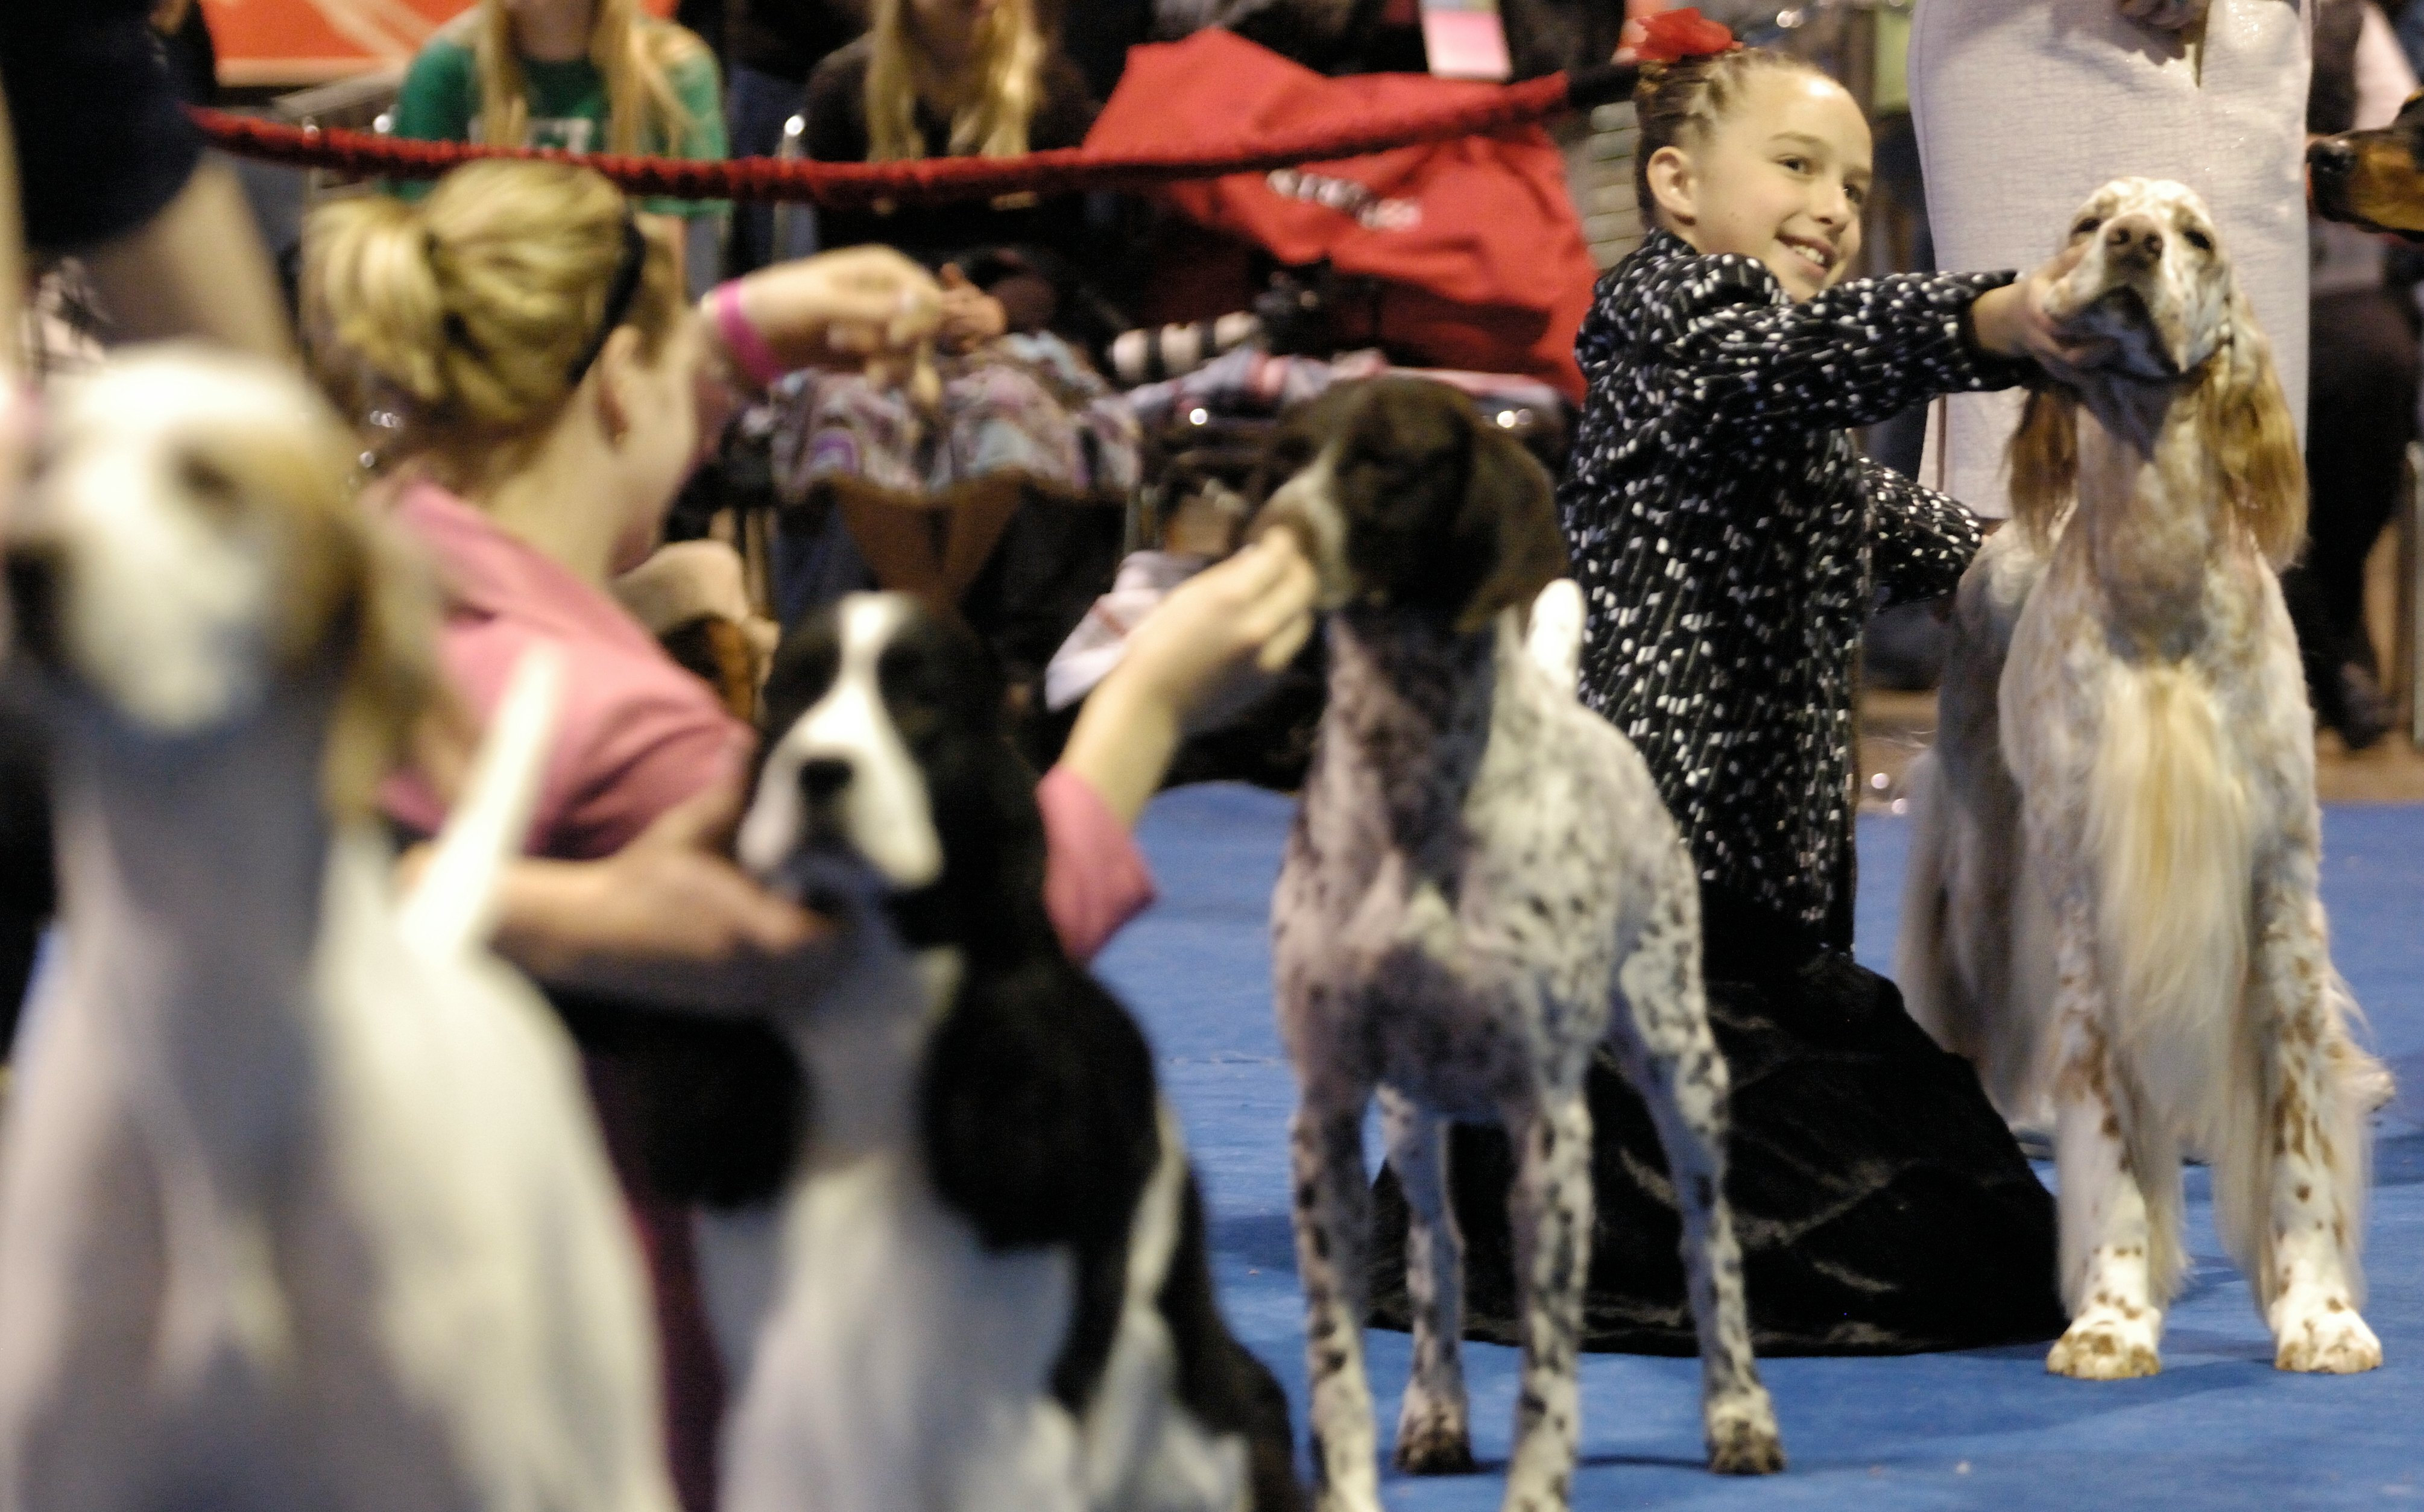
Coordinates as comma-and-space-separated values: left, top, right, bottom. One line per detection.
487, 774, 836, 1011
1972, 242, 2116, 384
1058, 535, 1319, 827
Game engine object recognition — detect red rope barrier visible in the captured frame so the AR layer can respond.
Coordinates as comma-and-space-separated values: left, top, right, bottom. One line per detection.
192, 71, 1585, 207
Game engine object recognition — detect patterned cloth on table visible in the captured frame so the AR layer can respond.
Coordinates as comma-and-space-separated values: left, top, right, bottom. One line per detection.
769, 331, 1141, 507
1910, 0, 2312, 517
1122, 345, 1565, 429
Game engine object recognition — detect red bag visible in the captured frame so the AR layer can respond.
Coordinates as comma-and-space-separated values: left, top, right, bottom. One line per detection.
1089, 31, 1598, 401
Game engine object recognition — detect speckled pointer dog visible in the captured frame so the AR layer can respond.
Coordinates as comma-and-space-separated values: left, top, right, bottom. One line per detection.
1899, 179, 2390, 1380
1261, 379, 1781, 1512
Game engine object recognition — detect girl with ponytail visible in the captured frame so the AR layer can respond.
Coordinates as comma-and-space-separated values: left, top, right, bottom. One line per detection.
306, 160, 944, 1512
305, 156, 1313, 1512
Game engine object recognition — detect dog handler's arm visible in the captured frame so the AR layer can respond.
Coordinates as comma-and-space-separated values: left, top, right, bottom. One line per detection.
1058, 535, 1319, 829
82, 163, 292, 359
701, 247, 944, 393
1861, 457, 1986, 608
485, 778, 830, 1012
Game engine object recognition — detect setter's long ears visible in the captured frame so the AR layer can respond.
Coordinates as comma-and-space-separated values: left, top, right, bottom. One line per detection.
2200, 283, 2306, 569
329, 515, 442, 821
288, 487, 442, 823
2005, 385, 2079, 553
1453, 423, 1568, 635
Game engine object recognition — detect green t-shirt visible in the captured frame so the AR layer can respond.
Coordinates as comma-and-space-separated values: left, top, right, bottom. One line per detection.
388, 23, 728, 216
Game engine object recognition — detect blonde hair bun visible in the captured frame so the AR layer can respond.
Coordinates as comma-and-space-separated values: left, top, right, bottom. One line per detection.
303, 161, 683, 457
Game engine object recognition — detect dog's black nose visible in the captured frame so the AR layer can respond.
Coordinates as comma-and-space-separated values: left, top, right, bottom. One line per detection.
798, 756, 853, 806
2308, 136, 2356, 181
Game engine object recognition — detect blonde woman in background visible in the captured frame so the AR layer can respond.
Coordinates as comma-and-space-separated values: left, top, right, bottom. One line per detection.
390, 0, 731, 280
780, 0, 1143, 699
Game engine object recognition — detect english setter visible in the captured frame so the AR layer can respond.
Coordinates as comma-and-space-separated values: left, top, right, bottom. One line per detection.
721, 591, 1300, 1512
0, 348, 674, 1509
1262, 379, 1781, 1512
1899, 179, 2389, 1379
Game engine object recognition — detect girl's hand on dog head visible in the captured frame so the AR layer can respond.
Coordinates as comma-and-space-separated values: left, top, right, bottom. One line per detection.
1058, 535, 1319, 827
1971, 242, 2115, 381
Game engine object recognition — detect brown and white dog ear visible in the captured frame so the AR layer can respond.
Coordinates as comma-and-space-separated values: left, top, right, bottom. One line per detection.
317, 505, 444, 822
1451, 426, 1568, 635
2200, 284, 2307, 570
2005, 385, 2080, 553
197, 419, 443, 821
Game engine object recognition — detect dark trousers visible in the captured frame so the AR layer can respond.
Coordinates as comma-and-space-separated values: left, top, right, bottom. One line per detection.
2284, 288, 2420, 695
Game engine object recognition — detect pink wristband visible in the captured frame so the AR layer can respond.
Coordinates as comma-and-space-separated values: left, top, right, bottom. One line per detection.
710, 280, 789, 389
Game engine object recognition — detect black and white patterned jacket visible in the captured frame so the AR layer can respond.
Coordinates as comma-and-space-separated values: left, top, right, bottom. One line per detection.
1556, 228, 2028, 948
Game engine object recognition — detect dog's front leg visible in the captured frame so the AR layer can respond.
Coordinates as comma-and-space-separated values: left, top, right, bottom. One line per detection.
1499, 1093, 1591, 1511
2045, 893, 2163, 1380
1378, 1088, 1472, 1475
1292, 1095, 1381, 1512
1613, 875, 1779, 1477
2252, 886, 2382, 1375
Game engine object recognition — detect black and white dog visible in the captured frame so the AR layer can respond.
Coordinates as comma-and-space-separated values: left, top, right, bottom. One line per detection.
721, 591, 1299, 1512
1260, 379, 1781, 1511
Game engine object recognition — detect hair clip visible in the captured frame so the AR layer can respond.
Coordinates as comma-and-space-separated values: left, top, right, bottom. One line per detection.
1634, 7, 1741, 62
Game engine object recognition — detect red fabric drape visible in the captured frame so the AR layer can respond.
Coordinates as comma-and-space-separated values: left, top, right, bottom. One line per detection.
1096, 33, 1599, 397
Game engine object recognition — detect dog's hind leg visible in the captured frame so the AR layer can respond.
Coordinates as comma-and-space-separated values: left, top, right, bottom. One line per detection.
2247, 883, 2382, 1374
2045, 894, 2164, 1380
1290, 1096, 1381, 1512
1611, 866, 1779, 1477
1378, 1089, 1472, 1475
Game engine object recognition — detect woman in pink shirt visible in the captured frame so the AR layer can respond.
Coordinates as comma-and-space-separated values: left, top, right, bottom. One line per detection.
303, 158, 1311, 1510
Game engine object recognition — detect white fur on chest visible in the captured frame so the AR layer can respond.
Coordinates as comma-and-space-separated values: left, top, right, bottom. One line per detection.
724, 936, 1082, 1512
728, 1147, 1082, 1512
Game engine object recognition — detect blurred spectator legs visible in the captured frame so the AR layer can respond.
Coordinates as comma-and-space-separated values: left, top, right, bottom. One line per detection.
725, 65, 810, 276
2283, 286, 2421, 749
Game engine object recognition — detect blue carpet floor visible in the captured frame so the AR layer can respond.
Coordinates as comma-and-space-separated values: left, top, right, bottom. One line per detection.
1096, 786, 2424, 1509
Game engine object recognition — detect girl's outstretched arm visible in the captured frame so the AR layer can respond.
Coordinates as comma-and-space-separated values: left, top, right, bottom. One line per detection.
1620, 254, 2028, 437
1611, 245, 2089, 439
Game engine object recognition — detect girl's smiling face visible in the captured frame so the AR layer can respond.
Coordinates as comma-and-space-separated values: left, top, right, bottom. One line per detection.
1645, 69, 1872, 301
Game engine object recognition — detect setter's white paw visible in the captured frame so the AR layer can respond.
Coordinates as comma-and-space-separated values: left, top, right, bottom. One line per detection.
2047, 1306, 2162, 1380
2273, 1290, 2383, 1374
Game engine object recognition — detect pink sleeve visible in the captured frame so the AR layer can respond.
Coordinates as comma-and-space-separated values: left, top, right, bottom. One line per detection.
1037, 764, 1157, 964
550, 681, 750, 859
383, 617, 748, 860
